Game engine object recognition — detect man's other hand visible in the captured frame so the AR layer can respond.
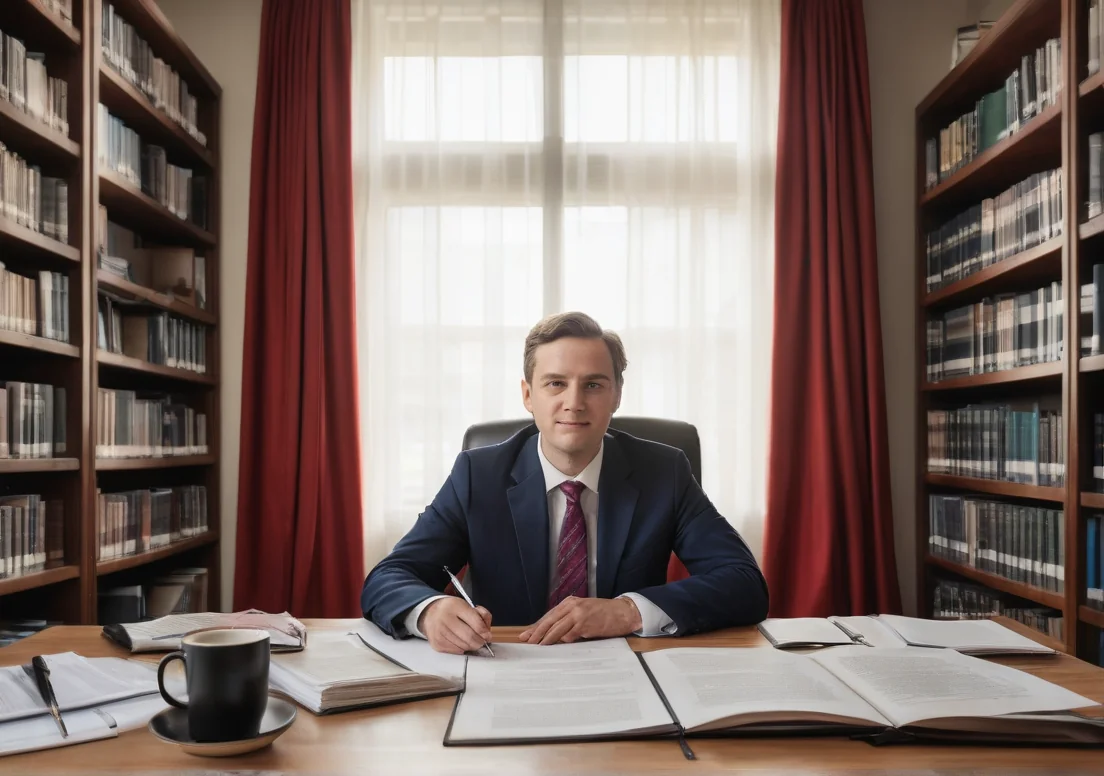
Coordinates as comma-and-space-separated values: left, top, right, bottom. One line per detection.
518, 597, 642, 645
419, 597, 493, 654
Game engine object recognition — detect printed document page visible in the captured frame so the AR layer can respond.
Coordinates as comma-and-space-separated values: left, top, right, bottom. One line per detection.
640, 647, 892, 733
0, 653, 157, 722
351, 620, 467, 680
811, 646, 1098, 728
871, 615, 1056, 653
757, 617, 856, 647
0, 708, 117, 758
446, 639, 676, 743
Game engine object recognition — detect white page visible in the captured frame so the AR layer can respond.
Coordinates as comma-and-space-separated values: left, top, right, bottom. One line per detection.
0, 654, 157, 722
758, 618, 855, 646
447, 639, 675, 743
827, 616, 907, 648
812, 646, 1099, 728
873, 615, 1055, 653
0, 708, 116, 758
351, 620, 466, 681
119, 610, 303, 650
641, 647, 892, 732
272, 630, 409, 686
97, 694, 170, 733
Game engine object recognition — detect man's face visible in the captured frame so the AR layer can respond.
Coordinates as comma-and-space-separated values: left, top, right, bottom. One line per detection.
521, 336, 621, 460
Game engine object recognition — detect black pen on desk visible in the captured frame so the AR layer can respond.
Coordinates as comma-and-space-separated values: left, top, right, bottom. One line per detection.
443, 566, 495, 657
30, 656, 67, 738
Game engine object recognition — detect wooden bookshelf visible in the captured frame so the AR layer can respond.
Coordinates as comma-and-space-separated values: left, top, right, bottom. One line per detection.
0, 0, 221, 626
915, 0, 1104, 662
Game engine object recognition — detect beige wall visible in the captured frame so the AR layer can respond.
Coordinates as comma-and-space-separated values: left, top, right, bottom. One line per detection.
156, 0, 263, 611
864, 0, 1012, 614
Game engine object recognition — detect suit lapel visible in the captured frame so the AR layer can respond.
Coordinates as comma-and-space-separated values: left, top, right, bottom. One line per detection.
507, 435, 550, 620
596, 435, 638, 600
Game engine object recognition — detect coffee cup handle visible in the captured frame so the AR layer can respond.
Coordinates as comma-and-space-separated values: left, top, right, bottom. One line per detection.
157, 651, 188, 709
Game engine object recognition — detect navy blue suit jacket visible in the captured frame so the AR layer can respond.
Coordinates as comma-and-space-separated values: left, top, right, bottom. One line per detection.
360, 425, 769, 636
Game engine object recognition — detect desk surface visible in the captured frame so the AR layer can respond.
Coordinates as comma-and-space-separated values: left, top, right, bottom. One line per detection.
2, 616, 1104, 774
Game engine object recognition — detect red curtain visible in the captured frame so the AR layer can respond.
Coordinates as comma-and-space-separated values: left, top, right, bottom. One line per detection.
233, 0, 364, 617
761, 0, 901, 618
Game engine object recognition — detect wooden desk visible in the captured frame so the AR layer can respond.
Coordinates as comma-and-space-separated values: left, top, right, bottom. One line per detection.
3, 616, 1104, 774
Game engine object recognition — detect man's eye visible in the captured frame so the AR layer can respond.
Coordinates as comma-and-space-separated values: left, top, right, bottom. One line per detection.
548, 381, 565, 388
587, 382, 601, 389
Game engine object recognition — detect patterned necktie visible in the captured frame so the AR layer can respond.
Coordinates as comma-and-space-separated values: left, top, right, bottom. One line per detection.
549, 480, 588, 610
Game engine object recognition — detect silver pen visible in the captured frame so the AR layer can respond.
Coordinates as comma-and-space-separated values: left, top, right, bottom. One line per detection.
834, 620, 874, 647
443, 566, 495, 657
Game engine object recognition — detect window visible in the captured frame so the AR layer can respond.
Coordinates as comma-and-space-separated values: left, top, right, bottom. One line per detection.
352, 0, 781, 565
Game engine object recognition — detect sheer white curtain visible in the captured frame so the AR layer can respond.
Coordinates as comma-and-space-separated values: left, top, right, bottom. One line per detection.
351, 0, 780, 570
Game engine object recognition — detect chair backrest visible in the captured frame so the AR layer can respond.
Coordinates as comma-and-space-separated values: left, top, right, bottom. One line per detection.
461, 416, 702, 485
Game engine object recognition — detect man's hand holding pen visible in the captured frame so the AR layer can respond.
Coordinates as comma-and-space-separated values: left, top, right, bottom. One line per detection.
418, 597, 494, 656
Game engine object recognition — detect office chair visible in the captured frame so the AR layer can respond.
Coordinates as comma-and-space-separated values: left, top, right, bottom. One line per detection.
461, 416, 696, 582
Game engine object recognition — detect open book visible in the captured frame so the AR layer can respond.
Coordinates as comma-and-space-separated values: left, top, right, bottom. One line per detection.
758, 615, 1057, 655
267, 623, 465, 714
444, 641, 1103, 747
101, 609, 307, 652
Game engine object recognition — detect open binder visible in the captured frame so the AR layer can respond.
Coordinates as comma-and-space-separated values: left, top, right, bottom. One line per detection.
442, 640, 1104, 748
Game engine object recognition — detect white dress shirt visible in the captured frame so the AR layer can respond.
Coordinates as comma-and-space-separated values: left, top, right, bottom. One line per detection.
403, 434, 677, 638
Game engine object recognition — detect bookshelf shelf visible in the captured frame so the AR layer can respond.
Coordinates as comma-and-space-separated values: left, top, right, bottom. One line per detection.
921, 361, 1063, 391
0, 0, 81, 48
1080, 71, 1104, 98
0, 217, 81, 264
96, 531, 219, 576
926, 556, 1065, 610
918, 103, 1061, 213
1083, 493, 1104, 510
0, 98, 80, 164
924, 474, 1065, 503
98, 269, 216, 325
1080, 606, 1104, 629
0, 565, 81, 596
98, 170, 216, 248
99, 65, 215, 168
922, 237, 1062, 309
95, 455, 215, 471
0, 329, 80, 358
97, 350, 216, 385
1079, 214, 1104, 241
1081, 355, 1104, 374
0, 458, 80, 473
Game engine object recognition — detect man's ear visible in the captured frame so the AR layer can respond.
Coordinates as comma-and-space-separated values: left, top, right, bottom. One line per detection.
521, 378, 533, 414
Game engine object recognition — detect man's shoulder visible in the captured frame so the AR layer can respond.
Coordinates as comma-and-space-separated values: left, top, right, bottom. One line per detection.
605, 427, 687, 471
456, 423, 539, 477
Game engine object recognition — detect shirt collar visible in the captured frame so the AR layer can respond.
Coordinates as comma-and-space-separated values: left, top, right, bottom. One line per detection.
536, 432, 603, 495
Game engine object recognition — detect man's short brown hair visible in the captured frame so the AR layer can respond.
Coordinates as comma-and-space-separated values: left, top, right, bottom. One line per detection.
523, 312, 628, 387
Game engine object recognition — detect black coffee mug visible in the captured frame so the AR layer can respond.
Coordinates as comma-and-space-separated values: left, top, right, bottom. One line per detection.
157, 628, 271, 743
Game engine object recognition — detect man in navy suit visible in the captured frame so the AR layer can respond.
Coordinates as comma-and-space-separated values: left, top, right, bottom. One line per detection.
361, 312, 769, 654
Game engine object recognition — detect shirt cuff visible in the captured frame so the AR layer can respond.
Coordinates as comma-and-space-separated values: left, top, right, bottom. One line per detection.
621, 593, 678, 637
402, 595, 449, 638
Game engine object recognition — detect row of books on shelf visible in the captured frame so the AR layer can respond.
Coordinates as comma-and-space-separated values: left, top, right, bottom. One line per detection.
0, 494, 63, 579
1083, 264, 1104, 357
96, 484, 208, 561
1095, 413, 1104, 493
1, 141, 69, 243
99, 567, 209, 626
926, 403, 1064, 486
0, 262, 70, 343
925, 38, 1061, 190
928, 494, 1065, 593
98, 104, 207, 226
926, 282, 1063, 382
1085, 514, 1104, 611
98, 296, 208, 374
0, 381, 66, 459
1089, 0, 1104, 78
925, 169, 1062, 294
932, 578, 1063, 642
0, 27, 70, 138
101, 0, 207, 148
95, 388, 207, 458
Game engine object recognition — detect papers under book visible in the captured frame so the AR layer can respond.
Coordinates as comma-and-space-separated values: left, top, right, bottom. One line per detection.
757, 614, 1057, 655
444, 641, 1102, 746
101, 609, 306, 652
268, 625, 465, 715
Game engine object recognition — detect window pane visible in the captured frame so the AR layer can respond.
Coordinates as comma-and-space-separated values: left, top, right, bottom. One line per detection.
564, 55, 737, 142
384, 56, 543, 142
562, 207, 628, 329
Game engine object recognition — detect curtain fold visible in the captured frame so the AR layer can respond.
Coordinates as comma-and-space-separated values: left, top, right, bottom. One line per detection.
234, 0, 365, 617
761, 0, 901, 617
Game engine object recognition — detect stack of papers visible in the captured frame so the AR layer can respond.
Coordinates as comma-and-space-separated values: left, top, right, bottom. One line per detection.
268, 624, 465, 714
